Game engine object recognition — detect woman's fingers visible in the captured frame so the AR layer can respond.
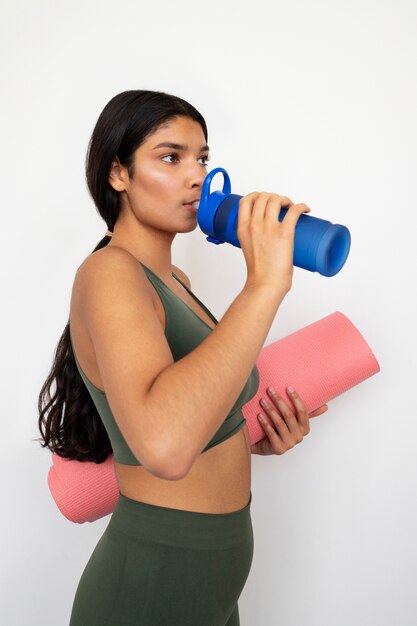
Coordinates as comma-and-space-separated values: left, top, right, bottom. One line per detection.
259, 388, 305, 444
309, 404, 328, 418
281, 387, 311, 435
260, 387, 311, 435
257, 387, 328, 454
256, 411, 289, 455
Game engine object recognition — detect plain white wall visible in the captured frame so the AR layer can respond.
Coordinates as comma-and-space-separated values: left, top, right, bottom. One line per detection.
1, 0, 416, 624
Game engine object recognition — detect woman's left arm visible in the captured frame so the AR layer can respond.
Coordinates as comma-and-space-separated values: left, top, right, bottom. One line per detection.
250, 386, 328, 456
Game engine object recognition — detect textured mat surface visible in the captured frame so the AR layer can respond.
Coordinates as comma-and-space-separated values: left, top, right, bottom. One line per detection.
48, 453, 119, 523
48, 311, 380, 523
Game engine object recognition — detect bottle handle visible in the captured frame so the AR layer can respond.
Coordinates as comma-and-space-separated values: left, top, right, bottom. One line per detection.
200, 167, 232, 208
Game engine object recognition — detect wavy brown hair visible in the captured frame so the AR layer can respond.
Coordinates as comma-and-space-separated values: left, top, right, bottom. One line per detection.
37, 90, 208, 463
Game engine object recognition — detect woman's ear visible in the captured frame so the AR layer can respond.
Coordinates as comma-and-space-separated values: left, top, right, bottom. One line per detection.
108, 157, 127, 192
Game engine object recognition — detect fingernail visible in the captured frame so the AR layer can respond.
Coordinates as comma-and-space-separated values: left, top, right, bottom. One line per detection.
287, 386, 295, 393
267, 387, 276, 395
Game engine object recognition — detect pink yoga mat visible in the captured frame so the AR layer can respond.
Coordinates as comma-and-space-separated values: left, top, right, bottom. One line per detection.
48, 453, 119, 523
242, 310, 380, 444
48, 311, 380, 523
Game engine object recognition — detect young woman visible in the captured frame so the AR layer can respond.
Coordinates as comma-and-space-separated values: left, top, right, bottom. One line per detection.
38, 90, 325, 625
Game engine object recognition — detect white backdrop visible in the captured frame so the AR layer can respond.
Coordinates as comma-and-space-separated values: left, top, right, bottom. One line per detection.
1, 0, 416, 624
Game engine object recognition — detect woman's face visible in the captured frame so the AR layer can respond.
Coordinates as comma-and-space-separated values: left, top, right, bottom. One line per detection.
114, 115, 210, 233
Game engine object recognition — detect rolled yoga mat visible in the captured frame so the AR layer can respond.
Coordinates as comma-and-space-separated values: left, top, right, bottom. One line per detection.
242, 310, 380, 444
48, 452, 119, 523
48, 310, 380, 523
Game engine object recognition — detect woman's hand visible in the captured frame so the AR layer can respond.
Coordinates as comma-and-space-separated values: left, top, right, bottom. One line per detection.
250, 386, 328, 456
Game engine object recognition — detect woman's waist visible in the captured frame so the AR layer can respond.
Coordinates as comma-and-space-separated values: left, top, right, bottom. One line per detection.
114, 425, 251, 514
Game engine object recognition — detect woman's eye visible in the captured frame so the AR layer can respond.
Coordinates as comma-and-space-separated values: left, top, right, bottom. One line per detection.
161, 153, 180, 164
161, 153, 211, 165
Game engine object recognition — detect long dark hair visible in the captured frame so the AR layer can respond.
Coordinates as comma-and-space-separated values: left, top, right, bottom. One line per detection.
37, 90, 208, 463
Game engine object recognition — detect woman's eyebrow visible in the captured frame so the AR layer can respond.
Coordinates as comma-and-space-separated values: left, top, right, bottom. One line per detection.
152, 142, 210, 152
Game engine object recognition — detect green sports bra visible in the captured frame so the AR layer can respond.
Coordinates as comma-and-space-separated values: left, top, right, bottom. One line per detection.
70, 261, 260, 465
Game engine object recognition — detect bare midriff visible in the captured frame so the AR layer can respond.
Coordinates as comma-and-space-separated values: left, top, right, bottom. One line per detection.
114, 425, 251, 514
70, 265, 252, 515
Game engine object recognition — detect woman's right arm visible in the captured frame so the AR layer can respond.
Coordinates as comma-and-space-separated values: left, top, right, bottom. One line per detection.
78, 193, 310, 480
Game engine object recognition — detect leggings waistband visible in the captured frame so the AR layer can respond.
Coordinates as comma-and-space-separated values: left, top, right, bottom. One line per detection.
107, 490, 253, 551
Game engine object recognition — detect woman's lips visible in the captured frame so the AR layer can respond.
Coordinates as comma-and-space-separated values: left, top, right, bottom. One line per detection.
183, 201, 199, 212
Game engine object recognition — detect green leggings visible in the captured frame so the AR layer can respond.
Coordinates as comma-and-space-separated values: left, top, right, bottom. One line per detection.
69, 490, 254, 625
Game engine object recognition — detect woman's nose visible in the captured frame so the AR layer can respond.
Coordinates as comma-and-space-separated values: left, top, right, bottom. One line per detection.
186, 163, 207, 188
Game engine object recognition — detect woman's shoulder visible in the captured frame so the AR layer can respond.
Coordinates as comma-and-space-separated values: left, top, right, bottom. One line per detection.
75, 246, 139, 276
74, 248, 191, 294
73, 247, 151, 301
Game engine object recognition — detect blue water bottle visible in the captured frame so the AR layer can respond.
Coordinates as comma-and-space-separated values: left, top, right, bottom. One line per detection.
197, 167, 351, 277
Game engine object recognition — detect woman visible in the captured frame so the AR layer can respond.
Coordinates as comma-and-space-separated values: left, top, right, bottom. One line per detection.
38, 90, 326, 625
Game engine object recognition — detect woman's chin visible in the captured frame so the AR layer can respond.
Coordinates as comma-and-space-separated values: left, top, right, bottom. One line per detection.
181, 217, 199, 233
